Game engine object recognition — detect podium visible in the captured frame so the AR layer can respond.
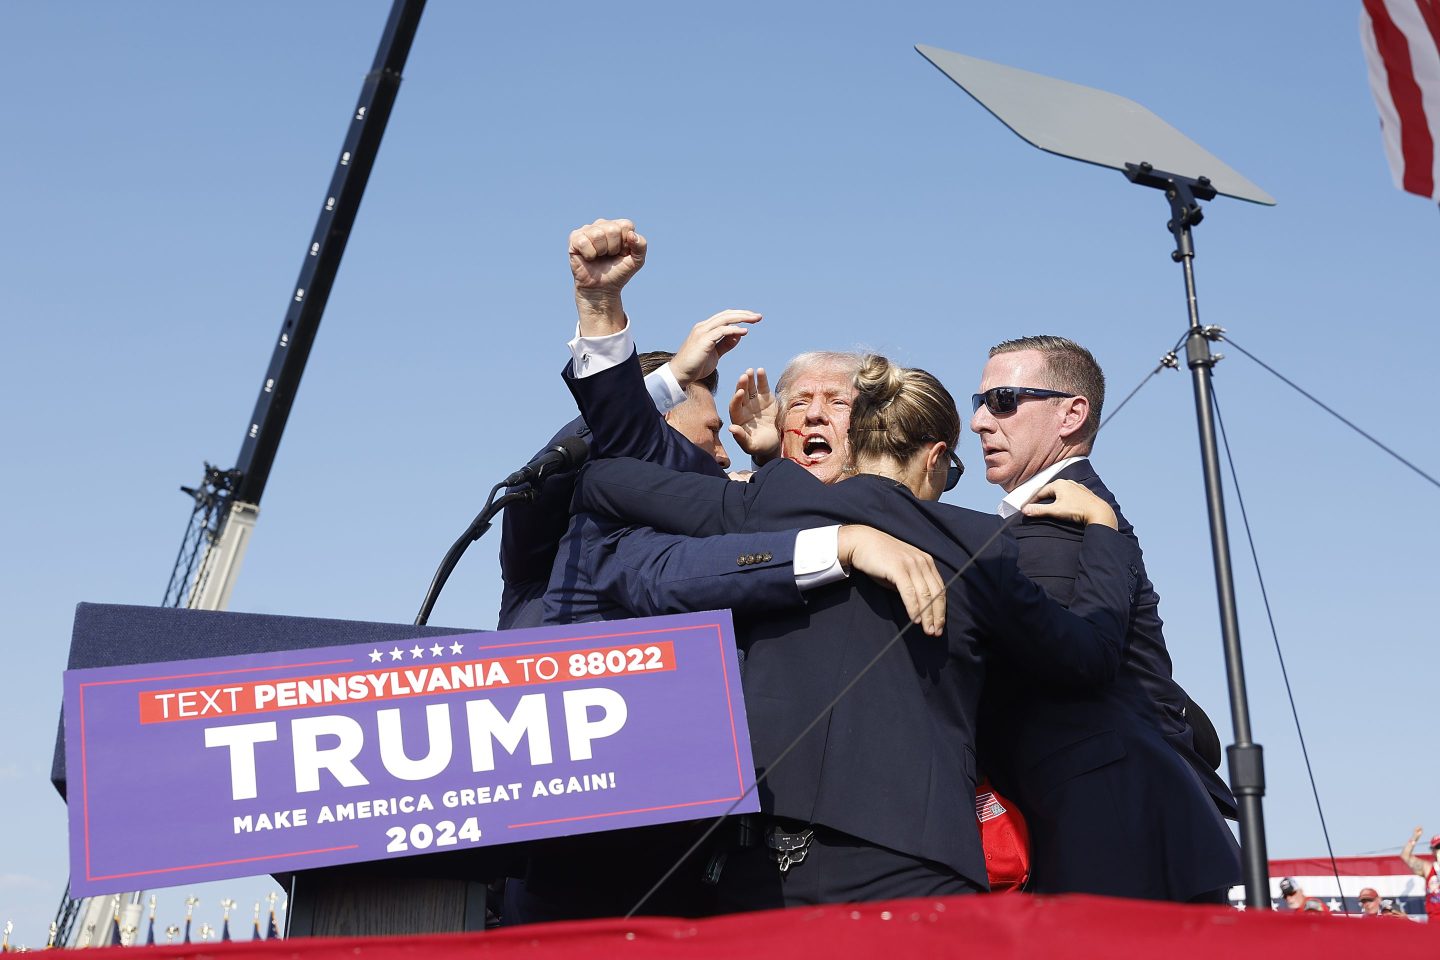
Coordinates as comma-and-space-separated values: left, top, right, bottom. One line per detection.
53, 603, 505, 936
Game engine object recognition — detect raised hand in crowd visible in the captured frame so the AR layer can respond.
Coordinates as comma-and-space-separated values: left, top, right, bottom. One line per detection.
838, 524, 947, 637
729, 366, 781, 460
669, 309, 762, 390
1398, 824, 1438, 881
569, 218, 647, 335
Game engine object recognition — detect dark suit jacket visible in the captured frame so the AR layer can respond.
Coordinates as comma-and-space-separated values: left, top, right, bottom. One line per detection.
574, 456, 1140, 888
981, 458, 1240, 900
498, 354, 729, 629
497, 413, 589, 629
532, 353, 814, 627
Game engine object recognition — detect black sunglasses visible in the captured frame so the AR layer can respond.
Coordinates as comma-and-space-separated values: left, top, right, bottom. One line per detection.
971, 386, 1076, 415
921, 436, 964, 492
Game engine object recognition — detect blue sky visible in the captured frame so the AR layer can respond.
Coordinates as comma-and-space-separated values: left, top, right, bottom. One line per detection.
3, 0, 1437, 944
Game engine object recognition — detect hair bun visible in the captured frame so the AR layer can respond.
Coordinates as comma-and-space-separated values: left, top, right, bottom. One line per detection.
855, 354, 905, 407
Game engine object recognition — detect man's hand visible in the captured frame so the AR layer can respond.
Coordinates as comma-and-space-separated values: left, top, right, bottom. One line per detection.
729, 367, 781, 462
1022, 479, 1118, 530
670, 310, 762, 389
838, 525, 946, 637
569, 218, 646, 336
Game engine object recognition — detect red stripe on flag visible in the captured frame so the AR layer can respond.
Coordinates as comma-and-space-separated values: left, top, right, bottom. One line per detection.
1269, 854, 1433, 877
1419, 0, 1440, 55
1365, 0, 1436, 197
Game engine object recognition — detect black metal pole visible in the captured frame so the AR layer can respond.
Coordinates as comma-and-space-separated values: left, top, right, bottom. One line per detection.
231, 0, 427, 506
1178, 247, 1270, 909
1123, 163, 1269, 907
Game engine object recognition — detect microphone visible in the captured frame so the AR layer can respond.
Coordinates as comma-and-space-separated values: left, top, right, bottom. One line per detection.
503, 434, 590, 487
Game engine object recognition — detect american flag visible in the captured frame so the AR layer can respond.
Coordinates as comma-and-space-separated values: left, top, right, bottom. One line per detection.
975, 790, 1007, 824
1361, 0, 1440, 200
1227, 854, 1435, 917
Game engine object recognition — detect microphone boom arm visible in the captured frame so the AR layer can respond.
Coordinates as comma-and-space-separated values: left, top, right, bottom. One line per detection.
414, 482, 531, 626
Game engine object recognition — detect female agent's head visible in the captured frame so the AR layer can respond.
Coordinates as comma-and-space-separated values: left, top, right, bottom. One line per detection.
847, 355, 962, 501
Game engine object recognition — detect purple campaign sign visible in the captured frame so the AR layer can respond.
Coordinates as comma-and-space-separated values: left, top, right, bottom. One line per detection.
63, 610, 755, 896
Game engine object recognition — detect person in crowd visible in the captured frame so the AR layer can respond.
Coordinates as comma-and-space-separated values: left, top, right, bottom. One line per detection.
571, 355, 1140, 909
1398, 826, 1440, 923
1278, 877, 1330, 912
1357, 886, 1406, 918
968, 335, 1241, 902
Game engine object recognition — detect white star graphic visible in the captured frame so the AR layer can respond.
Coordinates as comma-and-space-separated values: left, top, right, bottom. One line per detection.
389, 647, 404, 661
449, 641, 464, 655
410, 645, 425, 659
430, 643, 444, 657
368, 649, 383, 663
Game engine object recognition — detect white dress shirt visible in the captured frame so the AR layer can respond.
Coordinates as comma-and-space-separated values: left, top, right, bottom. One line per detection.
998, 456, 1088, 518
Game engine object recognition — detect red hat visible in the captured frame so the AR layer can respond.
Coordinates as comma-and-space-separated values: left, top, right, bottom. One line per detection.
1430, 834, 1440, 850
1358, 887, 1379, 901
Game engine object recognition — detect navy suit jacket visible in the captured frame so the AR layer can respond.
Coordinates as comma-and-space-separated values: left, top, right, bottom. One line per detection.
532, 353, 809, 627
497, 413, 590, 629
981, 458, 1240, 899
574, 456, 1140, 887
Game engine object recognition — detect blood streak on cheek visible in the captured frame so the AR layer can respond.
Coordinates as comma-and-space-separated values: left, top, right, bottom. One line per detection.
785, 428, 817, 465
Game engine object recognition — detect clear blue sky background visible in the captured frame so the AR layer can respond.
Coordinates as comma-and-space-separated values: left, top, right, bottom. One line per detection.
3, 0, 1437, 945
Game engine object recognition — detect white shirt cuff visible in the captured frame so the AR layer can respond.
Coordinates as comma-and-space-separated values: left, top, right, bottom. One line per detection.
647, 363, 687, 414
568, 322, 634, 378
794, 525, 847, 592
567, 320, 686, 414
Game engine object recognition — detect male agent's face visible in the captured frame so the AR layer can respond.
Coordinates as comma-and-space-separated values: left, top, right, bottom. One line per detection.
665, 385, 730, 469
779, 367, 855, 484
970, 349, 1072, 493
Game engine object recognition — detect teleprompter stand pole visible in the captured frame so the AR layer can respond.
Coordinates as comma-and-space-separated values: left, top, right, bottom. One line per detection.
1124, 162, 1269, 907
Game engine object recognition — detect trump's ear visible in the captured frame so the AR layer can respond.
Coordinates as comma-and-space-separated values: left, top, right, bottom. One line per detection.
1056, 395, 1090, 441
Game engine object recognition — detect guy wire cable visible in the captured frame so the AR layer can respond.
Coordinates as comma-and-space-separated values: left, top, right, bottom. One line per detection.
1097, 330, 1189, 432
624, 510, 1027, 918
1219, 334, 1439, 491
1210, 384, 1348, 913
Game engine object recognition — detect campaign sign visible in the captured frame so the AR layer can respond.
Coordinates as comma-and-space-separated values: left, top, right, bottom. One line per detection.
63, 610, 755, 896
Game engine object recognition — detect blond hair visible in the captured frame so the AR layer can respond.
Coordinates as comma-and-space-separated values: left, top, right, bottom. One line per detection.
848, 355, 960, 465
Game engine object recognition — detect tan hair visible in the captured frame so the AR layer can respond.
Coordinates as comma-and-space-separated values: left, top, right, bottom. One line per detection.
636, 350, 718, 394
848, 355, 960, 466
988, 335, 1105, 445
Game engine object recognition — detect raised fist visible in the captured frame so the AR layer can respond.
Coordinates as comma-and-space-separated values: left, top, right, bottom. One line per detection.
569, 218, 647, 293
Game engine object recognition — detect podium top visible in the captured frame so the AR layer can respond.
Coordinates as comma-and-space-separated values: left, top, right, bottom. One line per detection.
917, 44, 1275, 206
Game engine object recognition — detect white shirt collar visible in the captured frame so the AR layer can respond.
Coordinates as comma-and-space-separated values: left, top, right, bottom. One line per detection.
998, 456, 1088, 518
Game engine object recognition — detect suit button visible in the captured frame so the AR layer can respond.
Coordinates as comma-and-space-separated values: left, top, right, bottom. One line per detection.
760, 552, 772, 562
736, 556, 746, 566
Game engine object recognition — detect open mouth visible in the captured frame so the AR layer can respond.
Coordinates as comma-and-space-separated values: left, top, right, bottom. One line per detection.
801, 434, 833, 462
